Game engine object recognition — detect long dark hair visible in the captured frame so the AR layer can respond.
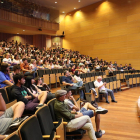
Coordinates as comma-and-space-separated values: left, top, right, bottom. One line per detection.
24, 76, 37, 93
74, 70, 79, 76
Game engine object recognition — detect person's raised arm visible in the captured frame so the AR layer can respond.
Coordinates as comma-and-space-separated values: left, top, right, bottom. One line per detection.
3, 80, 13, 86
0, 135, 6, 140
69, 96, 79, 111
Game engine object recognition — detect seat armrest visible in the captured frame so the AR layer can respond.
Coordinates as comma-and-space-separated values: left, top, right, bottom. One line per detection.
6, 99, 17, 109
42, 135, 50, 138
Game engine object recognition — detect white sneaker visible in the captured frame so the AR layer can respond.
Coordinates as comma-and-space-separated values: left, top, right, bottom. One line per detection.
101, 130, 105, 135
95, 108, 108, 114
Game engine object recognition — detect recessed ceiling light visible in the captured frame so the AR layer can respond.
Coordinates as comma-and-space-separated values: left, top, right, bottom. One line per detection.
74, 8, 76, 9
23, 30, 25, 31
62, 11, 65, 13
1, 2, 3, 3
78, 0, 81, 2
17, 33, 19, 34
55, 2, 57, 3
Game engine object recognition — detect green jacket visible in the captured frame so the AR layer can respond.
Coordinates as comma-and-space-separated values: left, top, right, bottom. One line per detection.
54, 99, 75, 122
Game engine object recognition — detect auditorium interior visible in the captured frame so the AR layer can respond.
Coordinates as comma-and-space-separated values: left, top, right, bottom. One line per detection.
0, 0, 140, 140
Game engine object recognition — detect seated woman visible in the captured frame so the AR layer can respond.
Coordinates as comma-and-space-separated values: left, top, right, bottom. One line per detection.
95, 63, 101, 72
29, 59, 37, 71
43, 59, 49, 69
74, 70, 83, 84
0, 63, 13, 88
25, 77, 55, 103
54, 61, 62, 69
71, 64, 76, 74
36, 60, 44, 69
12, 55, 20, 65
84, 64, 90, 73
48, 60, 54, 69
2, 53, 13, 69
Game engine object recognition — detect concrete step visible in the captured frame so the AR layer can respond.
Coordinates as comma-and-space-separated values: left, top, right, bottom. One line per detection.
121, 86, 130, 91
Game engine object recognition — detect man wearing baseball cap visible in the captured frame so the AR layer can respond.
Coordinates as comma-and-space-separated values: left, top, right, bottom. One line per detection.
54, 90, 97, 140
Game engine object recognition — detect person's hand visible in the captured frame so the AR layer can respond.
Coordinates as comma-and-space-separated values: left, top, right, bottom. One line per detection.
69, 96, 74, 100
104, 82, 106, 85
70, 84, 73, 86
77, 112, 83, 116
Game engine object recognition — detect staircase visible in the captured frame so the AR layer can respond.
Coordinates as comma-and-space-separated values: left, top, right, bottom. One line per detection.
121, 83, 130, 91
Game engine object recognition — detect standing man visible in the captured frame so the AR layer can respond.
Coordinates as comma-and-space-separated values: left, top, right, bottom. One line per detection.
94, 76, 117, 104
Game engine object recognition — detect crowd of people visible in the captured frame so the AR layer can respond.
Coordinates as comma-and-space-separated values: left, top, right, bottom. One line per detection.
0, 40, 134, 140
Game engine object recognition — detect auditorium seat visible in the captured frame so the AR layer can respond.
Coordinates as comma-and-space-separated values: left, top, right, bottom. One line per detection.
4, 131, 20, 140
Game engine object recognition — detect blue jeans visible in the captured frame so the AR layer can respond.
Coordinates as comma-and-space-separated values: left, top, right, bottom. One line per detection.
100, 88, 115, 101
80, 107, 94, 118
69, 81, 85, 99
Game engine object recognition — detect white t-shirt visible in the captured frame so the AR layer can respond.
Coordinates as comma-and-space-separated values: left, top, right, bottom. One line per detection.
94, 80, 105, 91
3, 58, 11, 63
74, 75, 82, 82
13, 59, 20, 64
64, 99, 74, 110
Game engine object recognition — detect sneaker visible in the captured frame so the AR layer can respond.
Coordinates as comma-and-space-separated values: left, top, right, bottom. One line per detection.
9, 116, 29, 129
106, 101, 110, 104
112, 100, 117, 103
101, 130, 105, 135
36, 104, 44, 109
95, 108, 108, 114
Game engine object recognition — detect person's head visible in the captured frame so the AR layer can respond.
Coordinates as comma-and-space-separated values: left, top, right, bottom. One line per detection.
14, 55, 19, 60
129, 64, 131, 66
97, 76, 102, 82
13, 74, 25, 85
43, 59, 48, 65
22, 58, 28, 64
31, 59, 36, 65
72, 65, 75, 69
65, 90, 72, 98
120, 64, 122, 66
0, 63, 9, 73
125, 63, 127, 66
35, 77, 43, 85
24, 76, 34, 89
64, 70, 69, 76
55, 90, 67, 101
74, 70, 79, 76
13, 65, 20, 74
5, 53, 10, 58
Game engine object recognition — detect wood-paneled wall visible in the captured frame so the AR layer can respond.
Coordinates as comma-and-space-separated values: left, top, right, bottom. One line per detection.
0, 9, 59, 31
62, 0, 140, 69
0, 32, 33, 44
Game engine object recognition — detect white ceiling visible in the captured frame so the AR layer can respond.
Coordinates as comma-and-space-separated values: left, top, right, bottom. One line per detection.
31, 0, 102, 14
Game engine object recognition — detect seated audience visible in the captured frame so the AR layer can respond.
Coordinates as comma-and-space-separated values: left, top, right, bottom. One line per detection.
54, 90, 97, 140
11, 74, 47, 111
0, 93, 28, 138
2, 53, 12, 65
73, 70, 83, 83
12, 55, 20, 65
94, 76, 117, 104
64, 90, 108, 137
71, 64, 76, 74
107, 64, 114, 76
0, 63, 13, 88
62, 70, 85, 100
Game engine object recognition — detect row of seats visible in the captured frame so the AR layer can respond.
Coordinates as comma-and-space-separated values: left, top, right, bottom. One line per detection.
4, 98, 86, 140
125, 74, 140, 87
83, 76, 121, 102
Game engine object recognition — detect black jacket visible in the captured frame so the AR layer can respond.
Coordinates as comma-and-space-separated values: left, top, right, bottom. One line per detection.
11, 85, 33, 105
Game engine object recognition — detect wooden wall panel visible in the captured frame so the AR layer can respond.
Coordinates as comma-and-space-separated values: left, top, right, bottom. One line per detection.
61, 0, 140, 69
0, 32, 33, 44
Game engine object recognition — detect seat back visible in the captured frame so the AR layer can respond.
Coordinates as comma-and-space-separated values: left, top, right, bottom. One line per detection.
4, 131, 20, 140
35, 106, 54, 135
37, 70, 45, 77
84, 83, 90, 93
18, 115, 43, 140
47, 98, 57, 121
5, 86, 15, 102
0, 88, 9, 103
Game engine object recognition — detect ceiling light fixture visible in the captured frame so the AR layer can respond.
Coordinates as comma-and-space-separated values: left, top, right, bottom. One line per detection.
62, 11, 65, 13
74, 8, 76, 9
1, 1, 3, 3
55, 2, 57, 3
78, 0, 81, 2
23, 30, 25, 31
17, 33, 19, 34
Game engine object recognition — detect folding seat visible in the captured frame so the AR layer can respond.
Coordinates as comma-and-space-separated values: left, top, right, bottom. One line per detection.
85, 73, 91, 83
35, 106, 64, 140
105, 78, 110, 89
5, 86, 15, 102
80, 73, 86, 82
137, 74, 140, 86
120, 71, 124, 80
99, 71, 103, 77
133, 74, 137, 86
112, 77, 117, 90
105, 70, 109, 76
18, 115, 60, 140
113, 76, 121, 90
37, 69, 45, 78
90, 72, 95, 81
109, 77, 114, 90
129, 75, 133, 87
94, 72, 99, 81
4, 131, 20, 140
0, 87, 17, 109
47, 98, 86, 140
